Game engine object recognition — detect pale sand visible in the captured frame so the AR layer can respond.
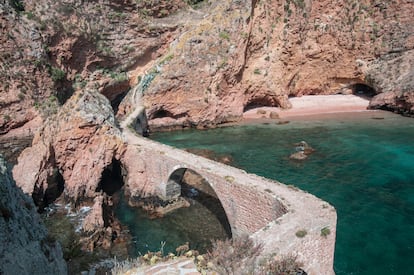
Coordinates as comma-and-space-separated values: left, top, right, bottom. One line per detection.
243, 95, 372, 120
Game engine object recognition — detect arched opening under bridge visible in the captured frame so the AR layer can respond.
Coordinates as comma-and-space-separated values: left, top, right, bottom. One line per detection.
167, 167, 232, 239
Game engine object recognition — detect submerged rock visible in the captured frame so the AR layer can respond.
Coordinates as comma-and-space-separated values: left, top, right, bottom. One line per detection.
0, 156, 67, 274
290, 141, 315, 160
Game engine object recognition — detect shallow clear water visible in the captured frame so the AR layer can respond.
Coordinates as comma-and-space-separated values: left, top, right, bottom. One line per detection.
115, 196, 229, 256
151, 113, 414, 275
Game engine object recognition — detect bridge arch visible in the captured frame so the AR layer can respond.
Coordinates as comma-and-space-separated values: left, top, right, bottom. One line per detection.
166, 167, 232, 238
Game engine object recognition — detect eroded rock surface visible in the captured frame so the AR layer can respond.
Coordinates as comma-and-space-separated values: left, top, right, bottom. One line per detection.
0, 156, 67, 275
130, 0, 414, 130
13, 89, 125, 205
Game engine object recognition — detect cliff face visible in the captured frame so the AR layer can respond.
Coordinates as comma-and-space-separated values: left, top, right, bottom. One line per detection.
0, 0, 186, 137
1, 0, 413, 137
137, 0, 414, 129
0, 156, 67, 275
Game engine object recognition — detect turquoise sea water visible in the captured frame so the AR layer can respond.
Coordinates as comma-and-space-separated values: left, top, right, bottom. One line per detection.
151, 113, 414, 275
115, 195, 229, 256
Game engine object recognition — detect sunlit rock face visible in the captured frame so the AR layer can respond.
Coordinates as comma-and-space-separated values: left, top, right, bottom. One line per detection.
0, 157, 67, 275
134, 0, 414, 130
12, 89, 125, 205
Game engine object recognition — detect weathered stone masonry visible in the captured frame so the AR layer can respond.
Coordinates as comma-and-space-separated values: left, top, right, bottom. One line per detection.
122, 129, 337, 275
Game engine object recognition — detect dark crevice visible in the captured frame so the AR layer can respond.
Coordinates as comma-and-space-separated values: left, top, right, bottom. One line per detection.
150, 108, 188, 120
33, 168, 65, 212
96, 158, 124, 196
111, 91, 128, 114
351, 83, 377, 99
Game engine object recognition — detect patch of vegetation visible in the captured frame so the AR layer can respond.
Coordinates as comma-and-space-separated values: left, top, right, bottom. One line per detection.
293, 0, 305, 9
50, 67, 66, 82
9, 0, 25, 12
72, 74, 87, 90
202, 236, 304, 274
219, 31, 230, 41
109, 71, 128, 82
160, 53, 174, 65
258, 254, 305, 274
321, 226, 331, 237
3, 114, 11, 122
254, 68, 261, 75
186, 0, 205, 9
295, 229, 307, 238
139, 68, 159, 92
205, 235, 262, 274
24, 11, 35, 20
35, 94, 60, 117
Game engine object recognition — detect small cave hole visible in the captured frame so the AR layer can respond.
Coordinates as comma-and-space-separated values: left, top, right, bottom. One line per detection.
151, 109, 174, 119
96, 158, 125, 196
111, 91, 128, 114
351, 83, 376, 98
243, 97, 278, 112
34, 168, 65, 211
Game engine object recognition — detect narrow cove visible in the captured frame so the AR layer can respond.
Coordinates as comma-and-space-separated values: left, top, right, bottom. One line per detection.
149, 112, 414, 275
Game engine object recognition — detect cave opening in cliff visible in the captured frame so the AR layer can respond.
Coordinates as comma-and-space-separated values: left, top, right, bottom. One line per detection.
150, 108, 174, 119
110, 91, 128, 114
351, 83, 376, 99
33, 168, 65, 211
243, 97, 278, 112
96, 158, 124, 196
167, 168, 232, 239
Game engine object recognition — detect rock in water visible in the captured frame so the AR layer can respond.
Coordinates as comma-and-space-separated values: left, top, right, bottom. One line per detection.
290, 141, 315, 160
0, 156, 67, 274
289, 151, 308, 160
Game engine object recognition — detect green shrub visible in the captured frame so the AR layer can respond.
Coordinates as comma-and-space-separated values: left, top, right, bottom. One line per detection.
10, 0, 25, 12
321, 226, 331, 237
219, 31, 230, 41
50, 67, 66, 82
295, 229, 307, 238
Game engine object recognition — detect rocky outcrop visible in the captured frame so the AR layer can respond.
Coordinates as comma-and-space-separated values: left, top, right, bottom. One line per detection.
12, 89, 125, 205
1, 0, 188, 136
0, 156, 67, 275
367, 49, 414, 115
289, 141, 315, 161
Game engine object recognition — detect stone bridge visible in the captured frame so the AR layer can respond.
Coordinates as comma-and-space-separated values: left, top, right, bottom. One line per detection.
120, 110, 337, 275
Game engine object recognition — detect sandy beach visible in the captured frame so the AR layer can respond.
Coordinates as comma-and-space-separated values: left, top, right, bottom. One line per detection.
243, 95, 373, 120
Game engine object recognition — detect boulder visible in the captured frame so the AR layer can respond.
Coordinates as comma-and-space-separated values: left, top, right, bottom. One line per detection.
290, 141, 315, 160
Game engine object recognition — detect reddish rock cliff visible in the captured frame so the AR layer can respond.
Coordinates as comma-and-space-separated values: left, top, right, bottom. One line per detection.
135, 0, 414, 130
12, 89, 125, 205
1, 0, 413, 137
